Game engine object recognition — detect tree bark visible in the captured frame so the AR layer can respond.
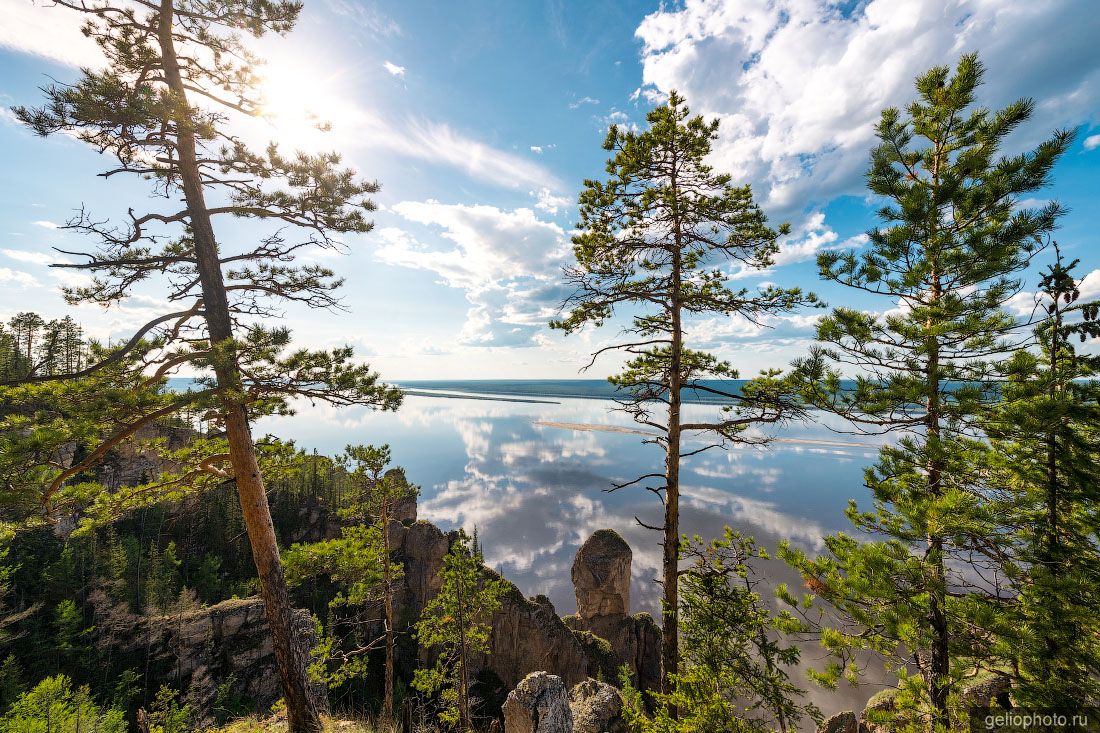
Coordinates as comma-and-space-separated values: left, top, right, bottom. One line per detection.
156, 3, 322, 731
381, 496, 395, 722
925, 271, 949, 731
661, 153, 685, 712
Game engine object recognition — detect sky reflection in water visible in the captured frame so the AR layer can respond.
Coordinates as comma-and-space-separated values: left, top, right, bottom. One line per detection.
260, 392, 885, 618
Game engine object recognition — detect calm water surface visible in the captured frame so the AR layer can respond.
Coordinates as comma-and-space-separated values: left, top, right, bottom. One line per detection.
259, 386, 891, 711
259, 387, 886, 617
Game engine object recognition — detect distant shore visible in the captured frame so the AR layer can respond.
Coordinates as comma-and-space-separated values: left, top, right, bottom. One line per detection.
401, 389, 560, 404
533, 420, 874, 449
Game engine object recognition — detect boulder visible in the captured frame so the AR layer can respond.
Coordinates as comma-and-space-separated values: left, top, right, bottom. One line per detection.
819, 711, 857, 733
502, 672, 573, 733
961, 674, 1011, 708
572, 529, 631, 620
569, 678, 626, 733
858, 689, 897, 733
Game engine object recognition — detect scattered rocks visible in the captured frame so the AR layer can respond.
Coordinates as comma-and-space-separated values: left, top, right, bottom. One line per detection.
502, 672, 573, 733
569, 678, 626, 733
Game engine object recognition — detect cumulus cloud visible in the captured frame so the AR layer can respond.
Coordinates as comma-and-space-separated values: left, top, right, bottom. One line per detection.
376, 202, 571, 345
635, 0, 1100, 217
1078, 269, 1100, 300
531, 187, 572, 215
729, 211, 864, 279
382, 60, 405, 77
1085, 134, 1100, 151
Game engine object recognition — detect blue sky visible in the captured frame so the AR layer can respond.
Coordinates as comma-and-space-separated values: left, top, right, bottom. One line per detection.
1, 0, 1099, 379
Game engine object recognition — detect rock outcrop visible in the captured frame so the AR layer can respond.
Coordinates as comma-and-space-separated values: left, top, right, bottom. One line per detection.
819, 711, 858, 733
569, 678, 626, 733
572, 529, 631, 619
502, 672, 573, 733
392, 521, 593, 690
93, 596, 319, 725
565, 529, 662, 694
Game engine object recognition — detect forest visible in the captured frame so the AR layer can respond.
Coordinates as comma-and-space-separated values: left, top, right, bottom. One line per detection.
0, 1, 1098, 733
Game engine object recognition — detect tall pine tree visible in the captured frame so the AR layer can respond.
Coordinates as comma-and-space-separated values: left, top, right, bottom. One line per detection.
981, 246, 1100, 705
786, 54, 1071, 728
11, 1, 401, 729
552, 92, 817, 699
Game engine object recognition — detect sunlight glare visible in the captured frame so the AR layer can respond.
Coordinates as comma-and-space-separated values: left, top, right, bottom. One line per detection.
256, 56, 356, 151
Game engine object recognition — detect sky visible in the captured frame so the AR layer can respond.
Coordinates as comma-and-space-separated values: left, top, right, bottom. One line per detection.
1, 0, 1099, 380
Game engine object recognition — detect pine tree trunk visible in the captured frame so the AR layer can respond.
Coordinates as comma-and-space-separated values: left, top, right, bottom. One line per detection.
457, 568, 471, 731
382, 499, 395, 722
156, 3, 321, 731
925, 298, 949, 730
661, 251, 683, 713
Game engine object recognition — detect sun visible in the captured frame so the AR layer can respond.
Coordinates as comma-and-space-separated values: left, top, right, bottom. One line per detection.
254, 56, 356, 151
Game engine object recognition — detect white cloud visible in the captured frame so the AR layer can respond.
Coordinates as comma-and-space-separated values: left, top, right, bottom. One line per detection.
1078, 269, 1100, 300
729, 212, 861, 279
376, 202, 571, 345
531, 187, 572, 215
569, 96, 600, 109
0, 268, 40, 288
33, 220, 59, 230
635, 0, 1100, 217
1084, 134, 1100, 151
351, 111, 562, 190
530, 145, 543, 154
1, 249, 68, 266
382, 61, 406, 78
0, 0, 103, 68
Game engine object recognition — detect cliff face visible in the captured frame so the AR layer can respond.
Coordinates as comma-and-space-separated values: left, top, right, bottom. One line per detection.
390, 521, 659, 693
91, 595, 319, 725
84, 513, 653, 717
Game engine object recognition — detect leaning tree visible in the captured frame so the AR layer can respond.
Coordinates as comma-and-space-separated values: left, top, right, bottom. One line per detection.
551, 92, 817, 702
10, 1, 401, 730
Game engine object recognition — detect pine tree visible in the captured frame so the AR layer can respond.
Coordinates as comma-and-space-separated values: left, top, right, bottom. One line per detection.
981, 247, 1100, 705
622, 528, 820, 732
786, 54, 1072, 727
551, 91, 817, 698
412, 532, 506, 731
285, 445, 418, 723
11, 1, 402, 729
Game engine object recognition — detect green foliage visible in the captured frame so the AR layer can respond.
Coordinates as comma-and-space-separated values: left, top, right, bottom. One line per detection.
623, 530, 820, 732
790, 53, 1072, 725
143, 542, 182, 614
148, 685, 190, 733
0, 656, 24, 713
0, 675, 126, 733
285, 445, 418, 693
412, 532, 506, 729
980, 249, 1100, 705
